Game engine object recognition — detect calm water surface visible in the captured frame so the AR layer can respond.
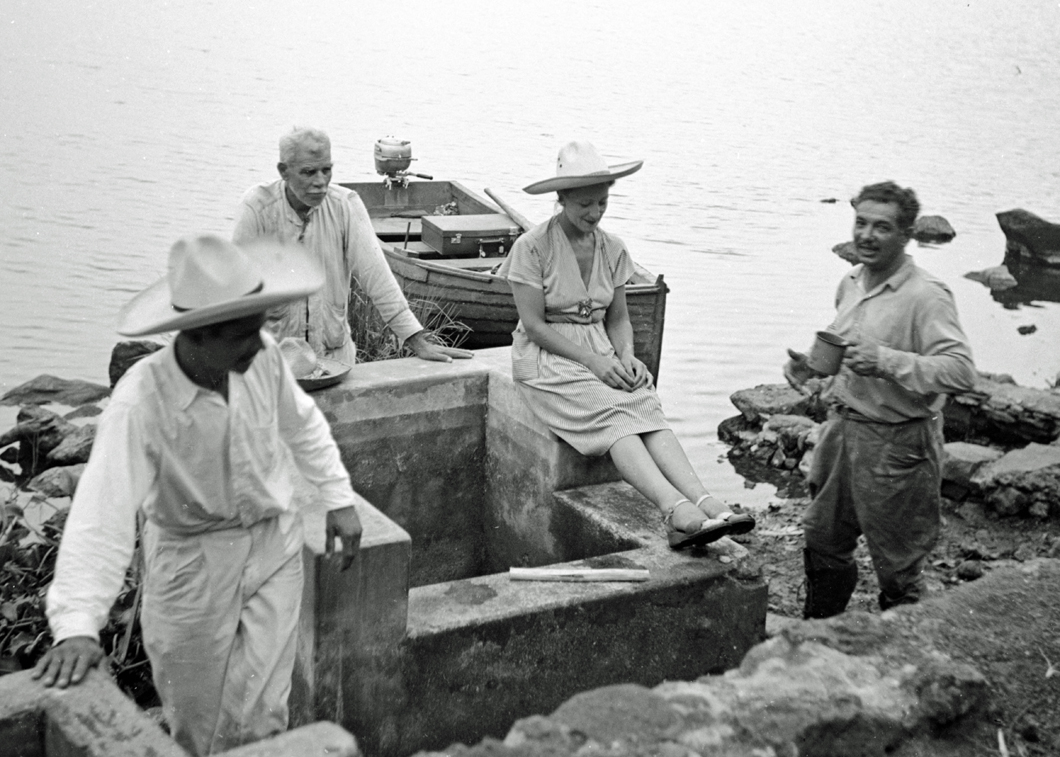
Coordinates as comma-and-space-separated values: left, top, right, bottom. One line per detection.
3, 0, 1060, 505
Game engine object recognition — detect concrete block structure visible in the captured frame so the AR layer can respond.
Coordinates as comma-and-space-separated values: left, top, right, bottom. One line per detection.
0, 667, 357, 757
293, 348, 767, 757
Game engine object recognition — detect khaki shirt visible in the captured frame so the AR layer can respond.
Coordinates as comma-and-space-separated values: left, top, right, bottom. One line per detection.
824, 255, 976, 423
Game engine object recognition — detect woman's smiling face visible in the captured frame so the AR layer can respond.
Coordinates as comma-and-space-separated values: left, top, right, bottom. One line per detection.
558, 183, 610, 236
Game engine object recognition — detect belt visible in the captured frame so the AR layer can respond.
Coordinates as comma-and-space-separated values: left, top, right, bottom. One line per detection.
830, 403, 935, 426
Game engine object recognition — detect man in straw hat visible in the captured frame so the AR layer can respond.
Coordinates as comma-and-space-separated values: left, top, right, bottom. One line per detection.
234, 126, 473, 365
33, 234, 363, 756
784, 181, 975, 619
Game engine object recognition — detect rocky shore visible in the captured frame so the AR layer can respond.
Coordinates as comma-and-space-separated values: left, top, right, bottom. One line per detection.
719, 372, 1060, 521
4, 343, 1060, 754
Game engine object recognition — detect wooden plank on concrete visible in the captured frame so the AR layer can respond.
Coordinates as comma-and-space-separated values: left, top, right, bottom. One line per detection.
508, 567, 650, 582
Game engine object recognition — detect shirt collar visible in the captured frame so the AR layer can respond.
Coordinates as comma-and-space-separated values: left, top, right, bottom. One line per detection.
161, 341, 214, 411
849, 254, 914, 294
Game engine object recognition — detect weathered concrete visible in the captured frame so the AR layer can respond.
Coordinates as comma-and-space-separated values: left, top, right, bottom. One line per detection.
0, 667, 358, 756
477, 348, 622, 570
319, 359, 491, 587
299, 349, 767, 757
291, 493, 411, 747
410, 559, 1060, 757
1, 349, 766, 757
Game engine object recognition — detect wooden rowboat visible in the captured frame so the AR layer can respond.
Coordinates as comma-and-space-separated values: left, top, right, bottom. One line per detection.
339, 179, 668, 381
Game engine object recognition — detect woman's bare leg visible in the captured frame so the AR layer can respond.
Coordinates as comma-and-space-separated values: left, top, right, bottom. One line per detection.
639, 430, 729, 517
609, 435, 703, 531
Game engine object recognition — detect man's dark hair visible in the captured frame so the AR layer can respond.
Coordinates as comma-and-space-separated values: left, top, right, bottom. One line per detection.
850, 181, 920, 231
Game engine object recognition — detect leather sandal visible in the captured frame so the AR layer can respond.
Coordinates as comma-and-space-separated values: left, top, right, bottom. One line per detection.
664, 499, 731, 550
695, 496, 756, 537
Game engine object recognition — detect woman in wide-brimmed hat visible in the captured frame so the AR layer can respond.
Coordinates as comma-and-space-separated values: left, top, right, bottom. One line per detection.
498, 141, 754, 549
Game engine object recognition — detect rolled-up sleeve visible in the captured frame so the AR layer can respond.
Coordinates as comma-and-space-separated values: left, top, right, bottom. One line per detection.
46, 404, 154, 642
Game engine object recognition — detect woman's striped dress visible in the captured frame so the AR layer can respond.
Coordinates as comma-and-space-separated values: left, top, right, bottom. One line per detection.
496, 216, 669, 457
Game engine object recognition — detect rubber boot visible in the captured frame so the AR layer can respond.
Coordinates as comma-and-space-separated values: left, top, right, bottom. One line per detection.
802, 548, 859, 619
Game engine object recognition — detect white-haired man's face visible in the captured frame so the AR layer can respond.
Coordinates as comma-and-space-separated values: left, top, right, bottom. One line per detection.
279, 142, 333, 212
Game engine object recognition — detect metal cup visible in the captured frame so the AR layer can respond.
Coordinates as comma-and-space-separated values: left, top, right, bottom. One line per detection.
807, 330, 848, 376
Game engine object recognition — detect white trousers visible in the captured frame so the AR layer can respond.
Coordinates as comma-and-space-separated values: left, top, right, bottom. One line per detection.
141, 512, 304, 756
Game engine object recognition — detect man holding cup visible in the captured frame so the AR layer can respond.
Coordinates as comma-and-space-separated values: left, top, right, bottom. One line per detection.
784, 181, 976, 618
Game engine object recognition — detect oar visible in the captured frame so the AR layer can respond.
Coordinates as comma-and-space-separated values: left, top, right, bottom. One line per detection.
484, 188, 535, 233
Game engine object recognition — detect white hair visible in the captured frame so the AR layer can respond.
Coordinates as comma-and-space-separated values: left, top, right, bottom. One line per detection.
278, 127, 330, 164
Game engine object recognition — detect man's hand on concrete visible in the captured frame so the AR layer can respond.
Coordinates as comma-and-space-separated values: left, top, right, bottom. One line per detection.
32, 636, 104, 688
407, 331, 474, 363
842, 340, 881, 377
326, 506, 363, 571
783, 349, 817, 395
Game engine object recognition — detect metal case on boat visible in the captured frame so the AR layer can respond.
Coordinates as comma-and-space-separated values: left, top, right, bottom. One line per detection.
421, 214, 521, 258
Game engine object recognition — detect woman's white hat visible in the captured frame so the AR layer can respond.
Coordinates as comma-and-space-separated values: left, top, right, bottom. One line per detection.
522, 141, 643, 195
117, 234, 323, 336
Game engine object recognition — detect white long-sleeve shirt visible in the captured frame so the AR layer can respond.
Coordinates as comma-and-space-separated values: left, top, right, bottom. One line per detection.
45, 333, 356, 642
233, 180, 422, 357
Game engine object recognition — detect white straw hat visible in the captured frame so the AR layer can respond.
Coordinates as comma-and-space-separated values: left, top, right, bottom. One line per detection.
117, 234, 323, 336
522, 141, 643, 195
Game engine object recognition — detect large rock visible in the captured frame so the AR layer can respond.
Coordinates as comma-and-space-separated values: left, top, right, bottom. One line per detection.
996, 208, 1060, 267
964, 264, 1018, 291
417, 561, 1060, 757
831, 240, 859, 264
942, 441, 1004, 491
971, 442, 1060, 518
729, 384, 819, 424
0, 406, 76, 476
27, 464, 86, 497
46, 424, 96, 466
945, 373, 1060, 445
913, 215, 956, 244
109, 340, 163, 387
420, 611, 988, 757
0, 375, 110, 407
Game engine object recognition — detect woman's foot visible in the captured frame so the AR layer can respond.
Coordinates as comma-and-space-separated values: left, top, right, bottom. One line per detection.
665, 499, 730, 550
695, 495, 756, 537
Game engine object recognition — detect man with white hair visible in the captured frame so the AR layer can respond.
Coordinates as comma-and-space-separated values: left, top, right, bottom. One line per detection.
34, 235, 362, 756
234, 126, 472, 364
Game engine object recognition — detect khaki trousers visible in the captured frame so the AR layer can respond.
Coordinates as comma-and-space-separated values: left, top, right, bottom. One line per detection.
803, 413, 942, 607
141, 512, 304, 756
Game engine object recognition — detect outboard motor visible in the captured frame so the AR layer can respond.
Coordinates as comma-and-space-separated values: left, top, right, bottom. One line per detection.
374, 137, 433, 189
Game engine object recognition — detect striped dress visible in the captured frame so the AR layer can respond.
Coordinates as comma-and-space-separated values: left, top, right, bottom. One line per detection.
497, 216, 669, 456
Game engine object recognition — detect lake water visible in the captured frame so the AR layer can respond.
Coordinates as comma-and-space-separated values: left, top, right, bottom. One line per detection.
3, 0, 1060, 506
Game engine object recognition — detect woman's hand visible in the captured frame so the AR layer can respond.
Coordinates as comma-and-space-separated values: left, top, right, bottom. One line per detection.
588, 354, 637, 391
618, 353, 652, 391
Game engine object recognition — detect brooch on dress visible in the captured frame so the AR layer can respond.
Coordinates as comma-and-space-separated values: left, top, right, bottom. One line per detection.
576, 299, 593, 318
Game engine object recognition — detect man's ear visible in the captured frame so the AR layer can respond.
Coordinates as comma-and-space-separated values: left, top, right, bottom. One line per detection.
277, 162, 288, 179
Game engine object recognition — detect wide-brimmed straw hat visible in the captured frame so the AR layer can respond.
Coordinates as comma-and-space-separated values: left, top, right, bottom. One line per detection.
522, 141, 643, 195
117, 234, 323, 336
